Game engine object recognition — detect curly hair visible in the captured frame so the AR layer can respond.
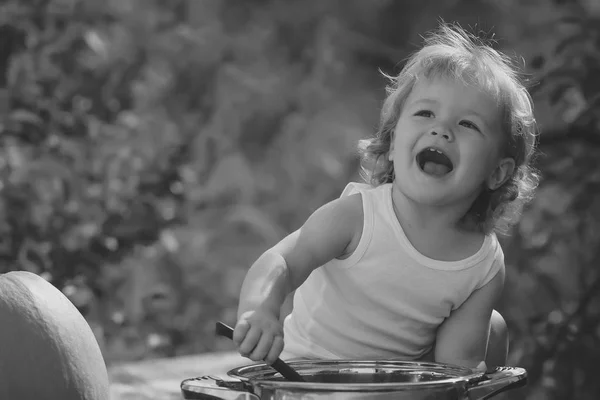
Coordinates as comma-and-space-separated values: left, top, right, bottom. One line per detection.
358, 22, 540, 235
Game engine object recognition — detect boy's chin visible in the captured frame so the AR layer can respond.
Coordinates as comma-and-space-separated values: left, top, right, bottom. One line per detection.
402, 188, 455, 207
399, 184, 476, 208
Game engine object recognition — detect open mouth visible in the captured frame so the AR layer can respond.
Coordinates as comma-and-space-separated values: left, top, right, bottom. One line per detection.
416, 148, 454, 177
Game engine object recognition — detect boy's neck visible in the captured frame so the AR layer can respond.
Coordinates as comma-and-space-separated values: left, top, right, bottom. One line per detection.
390, 186, 476, 234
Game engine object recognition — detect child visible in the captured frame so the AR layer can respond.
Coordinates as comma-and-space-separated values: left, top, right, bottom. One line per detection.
232, 22, 538, 370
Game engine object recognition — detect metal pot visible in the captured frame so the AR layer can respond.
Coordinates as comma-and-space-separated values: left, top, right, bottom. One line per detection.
180, 359, 527, 400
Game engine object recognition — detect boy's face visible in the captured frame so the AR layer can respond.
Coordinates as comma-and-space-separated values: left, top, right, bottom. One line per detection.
389, 75, 515, 207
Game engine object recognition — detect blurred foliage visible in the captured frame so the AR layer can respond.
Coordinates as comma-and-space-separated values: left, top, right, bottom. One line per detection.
0, 0, 373, 361
0, 0, 599, 399
496, 2, 600, 398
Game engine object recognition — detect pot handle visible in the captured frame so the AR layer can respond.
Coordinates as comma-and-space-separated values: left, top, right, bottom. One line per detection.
466, 366, 527, 400
180, 375, 260, 400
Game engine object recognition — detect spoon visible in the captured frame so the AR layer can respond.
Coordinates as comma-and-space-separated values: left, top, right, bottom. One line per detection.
215, 321, 306, 382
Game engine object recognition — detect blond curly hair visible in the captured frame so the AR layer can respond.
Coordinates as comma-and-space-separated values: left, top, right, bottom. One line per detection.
358, 23, 539, 235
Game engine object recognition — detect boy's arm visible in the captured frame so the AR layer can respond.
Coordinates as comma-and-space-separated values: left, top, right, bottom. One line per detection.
434, 265, 505, 369
237, 193, 363, 318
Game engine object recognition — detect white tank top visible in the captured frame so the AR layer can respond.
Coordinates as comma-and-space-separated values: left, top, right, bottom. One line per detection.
281, 182, 504, 360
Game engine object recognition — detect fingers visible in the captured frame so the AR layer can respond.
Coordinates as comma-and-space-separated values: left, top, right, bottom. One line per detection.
233, 312, 284, 363
233, 320, 250, 346
265, 335, 284, 365
248, 331, 274, 361
233, 323, 284, 363
238, 325, 262, 358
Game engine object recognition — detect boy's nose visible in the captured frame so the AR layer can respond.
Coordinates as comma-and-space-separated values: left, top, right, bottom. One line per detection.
430, 128, 454, 142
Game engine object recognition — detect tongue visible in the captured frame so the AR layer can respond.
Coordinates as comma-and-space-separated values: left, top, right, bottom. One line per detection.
423, 161, 451, 176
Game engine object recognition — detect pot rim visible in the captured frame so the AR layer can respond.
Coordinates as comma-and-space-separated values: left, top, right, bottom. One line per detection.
227, 359, 484, 391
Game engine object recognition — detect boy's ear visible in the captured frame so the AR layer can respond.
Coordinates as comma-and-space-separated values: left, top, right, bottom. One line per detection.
487, 157, 515, 190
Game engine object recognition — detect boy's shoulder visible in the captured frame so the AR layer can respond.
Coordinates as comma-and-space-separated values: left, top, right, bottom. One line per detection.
339, 181, 372, 198
315, 182, 366, 229
339, 182, 390, 199
472, 232, 505, 290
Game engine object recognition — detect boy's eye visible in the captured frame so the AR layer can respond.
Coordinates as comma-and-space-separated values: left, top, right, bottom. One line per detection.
415, 110, 433, 118
460, 120, 480, 132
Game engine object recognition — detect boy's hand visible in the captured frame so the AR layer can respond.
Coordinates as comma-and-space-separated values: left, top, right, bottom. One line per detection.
233, 309, 284, 365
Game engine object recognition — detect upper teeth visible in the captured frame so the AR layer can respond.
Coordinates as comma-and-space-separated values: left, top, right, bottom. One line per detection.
428, 148, 443, 155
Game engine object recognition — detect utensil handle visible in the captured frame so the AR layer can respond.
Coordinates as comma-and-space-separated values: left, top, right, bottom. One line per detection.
215, 321, 235, 340
215, 321, 306, 382
271, 359, 305, 382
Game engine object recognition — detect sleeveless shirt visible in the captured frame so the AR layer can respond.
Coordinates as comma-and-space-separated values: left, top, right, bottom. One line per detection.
281, 182, 504, 360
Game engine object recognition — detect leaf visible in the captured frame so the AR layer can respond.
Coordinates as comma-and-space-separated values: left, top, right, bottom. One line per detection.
536, 183, 577, 216
223, 205, 286, 244
555, 33, 587, 55
557, 15, 585, 27
9, 109, 44, 126
542, 67, 583, 87
84, 29, 110, 60
530, 55, 545, 70
549, 83, 572, 106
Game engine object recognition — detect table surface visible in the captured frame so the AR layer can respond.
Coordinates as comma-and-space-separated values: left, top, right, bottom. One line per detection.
109, 351, 249, 400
